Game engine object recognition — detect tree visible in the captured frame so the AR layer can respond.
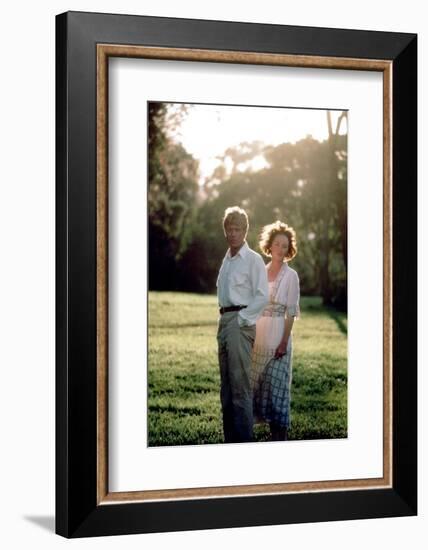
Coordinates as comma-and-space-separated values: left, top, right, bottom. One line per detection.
148, 103, 199, 289
192, 133, 348, 305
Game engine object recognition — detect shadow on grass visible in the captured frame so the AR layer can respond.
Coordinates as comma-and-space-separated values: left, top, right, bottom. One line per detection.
326, 309, 347, 336
149, 403, 202, 416
301, 296, 347, 336
151, 321, 218, 329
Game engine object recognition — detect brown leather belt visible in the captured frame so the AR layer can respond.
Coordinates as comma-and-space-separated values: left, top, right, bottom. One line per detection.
219, 305, 247, 315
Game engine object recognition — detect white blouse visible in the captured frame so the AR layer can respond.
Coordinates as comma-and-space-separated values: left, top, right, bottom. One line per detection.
267, 262, 300, 319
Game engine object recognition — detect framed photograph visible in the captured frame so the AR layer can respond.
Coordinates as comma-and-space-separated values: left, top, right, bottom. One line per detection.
56, 11, 417, 537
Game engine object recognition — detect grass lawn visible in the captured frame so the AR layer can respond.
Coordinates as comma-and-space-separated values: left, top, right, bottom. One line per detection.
148, 291, 347, 446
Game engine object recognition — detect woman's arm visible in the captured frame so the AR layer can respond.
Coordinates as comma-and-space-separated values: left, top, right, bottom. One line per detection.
274, 270, 299, 358
274, 317, 294, 358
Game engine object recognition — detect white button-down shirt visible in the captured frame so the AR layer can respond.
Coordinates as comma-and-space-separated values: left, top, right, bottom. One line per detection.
217, 241, 269, 326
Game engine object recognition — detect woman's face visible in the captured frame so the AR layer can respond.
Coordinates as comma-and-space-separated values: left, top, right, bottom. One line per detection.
270, 233, 289, 262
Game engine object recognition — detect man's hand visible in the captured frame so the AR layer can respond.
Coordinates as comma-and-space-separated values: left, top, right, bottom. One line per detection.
237, 314, 247, 327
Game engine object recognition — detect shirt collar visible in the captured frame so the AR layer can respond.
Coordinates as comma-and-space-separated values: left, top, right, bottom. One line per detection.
267, 260, 290, 272
226, 241, 249, 260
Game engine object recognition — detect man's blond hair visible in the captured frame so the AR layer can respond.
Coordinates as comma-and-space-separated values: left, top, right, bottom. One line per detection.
222, 206, 249, 234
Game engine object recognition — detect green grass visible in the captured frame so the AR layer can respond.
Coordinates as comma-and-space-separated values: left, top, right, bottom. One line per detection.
148, 291, 347, 446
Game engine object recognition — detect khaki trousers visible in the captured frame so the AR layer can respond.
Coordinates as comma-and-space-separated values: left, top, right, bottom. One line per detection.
217, 311, 256, 443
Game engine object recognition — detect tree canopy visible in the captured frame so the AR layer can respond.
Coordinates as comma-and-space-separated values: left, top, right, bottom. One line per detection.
148, 104, 348, 310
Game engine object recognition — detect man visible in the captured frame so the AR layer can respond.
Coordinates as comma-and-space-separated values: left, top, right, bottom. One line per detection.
217, 206, 269, 443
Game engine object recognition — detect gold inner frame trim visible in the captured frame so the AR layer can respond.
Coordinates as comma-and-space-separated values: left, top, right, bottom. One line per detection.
96, 43, 393, 504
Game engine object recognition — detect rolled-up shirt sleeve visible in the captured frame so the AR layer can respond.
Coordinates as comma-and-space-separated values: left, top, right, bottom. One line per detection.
238, 255, 269, 326
285, 270, 300, 319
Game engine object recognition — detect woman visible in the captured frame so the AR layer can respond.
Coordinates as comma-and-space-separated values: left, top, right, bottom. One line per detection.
251, 221, 300, 441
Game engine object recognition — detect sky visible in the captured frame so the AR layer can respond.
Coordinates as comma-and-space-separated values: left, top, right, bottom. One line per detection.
167, 103, 347, 184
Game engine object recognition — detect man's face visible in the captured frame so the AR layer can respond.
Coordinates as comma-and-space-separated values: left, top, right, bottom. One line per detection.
225, 223, 246, 251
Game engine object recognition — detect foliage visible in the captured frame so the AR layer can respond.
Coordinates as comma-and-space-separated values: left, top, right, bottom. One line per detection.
148, 106, 348, 307
148, 102, 199, 289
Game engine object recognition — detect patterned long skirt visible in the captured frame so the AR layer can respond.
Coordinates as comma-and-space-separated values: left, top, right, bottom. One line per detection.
251, 343, 293, 429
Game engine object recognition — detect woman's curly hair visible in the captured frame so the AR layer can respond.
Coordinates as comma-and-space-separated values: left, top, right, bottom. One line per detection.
259, 220, 297, 261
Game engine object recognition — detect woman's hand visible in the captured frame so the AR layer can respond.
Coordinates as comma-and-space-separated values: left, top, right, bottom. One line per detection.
274, 341, 288, 359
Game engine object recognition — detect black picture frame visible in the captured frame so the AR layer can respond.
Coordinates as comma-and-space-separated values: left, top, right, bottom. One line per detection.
56, 10, 417, 538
